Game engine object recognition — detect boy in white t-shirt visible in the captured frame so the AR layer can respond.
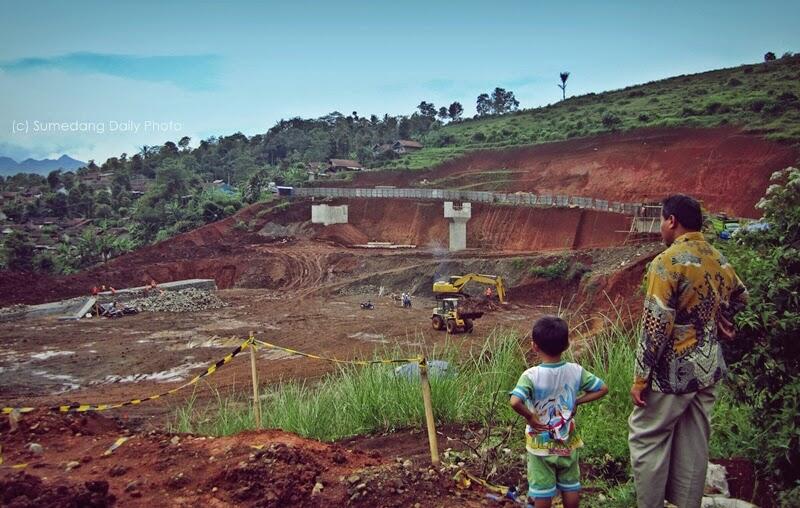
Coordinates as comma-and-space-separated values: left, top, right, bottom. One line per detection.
510, 316, 608, 508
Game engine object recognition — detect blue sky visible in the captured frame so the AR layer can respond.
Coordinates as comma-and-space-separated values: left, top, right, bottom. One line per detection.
0, 0, 798, 163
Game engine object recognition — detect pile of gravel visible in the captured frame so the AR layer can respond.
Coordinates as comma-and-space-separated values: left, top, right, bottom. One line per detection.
127, 288, 227, 313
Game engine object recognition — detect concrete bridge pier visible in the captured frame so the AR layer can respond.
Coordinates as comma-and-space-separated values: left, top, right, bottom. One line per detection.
444, 202, 471, 251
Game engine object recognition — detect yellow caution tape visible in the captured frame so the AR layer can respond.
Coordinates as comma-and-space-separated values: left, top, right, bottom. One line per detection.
253, 339, 422, 366
1, 338, 252, 414
0, 444, 28, 470
103, 436, 130, 456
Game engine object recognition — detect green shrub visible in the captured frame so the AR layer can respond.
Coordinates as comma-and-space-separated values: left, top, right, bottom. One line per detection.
720, 167, 800, 492
601, 112, 622, 130
749, 99, 767, 112
528, 258, 589, 281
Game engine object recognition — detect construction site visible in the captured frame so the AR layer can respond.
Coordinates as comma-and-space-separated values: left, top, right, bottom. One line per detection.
0, 124, 794, 505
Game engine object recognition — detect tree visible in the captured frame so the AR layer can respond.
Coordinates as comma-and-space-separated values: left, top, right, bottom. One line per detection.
558, 71, 570, 101
45, 192, 68, 218
448, 102, 464, 121
417, 101, 437, 118
764, 51, 777, 61
47, 170, 62, 191
62, 172, 76, 190
155, 159, 193, 198
4, 231, 34, 271
178, 136, 191, 151
490, 87, 519, 114
437, 107, 449, 121
476, 93, 492, 116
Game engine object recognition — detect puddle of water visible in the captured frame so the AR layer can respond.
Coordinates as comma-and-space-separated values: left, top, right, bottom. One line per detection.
146, 331, 193, 341
258, 349, 301, 361
92, 360, 206, 385
166, 336, 244, 351
31, 350, 75, 361
347, 332, 387, 343
196, 319, 259, 331
30, 369, 81, 393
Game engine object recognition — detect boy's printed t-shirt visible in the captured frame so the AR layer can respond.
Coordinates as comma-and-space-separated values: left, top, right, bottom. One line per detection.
510, 361, 605, 456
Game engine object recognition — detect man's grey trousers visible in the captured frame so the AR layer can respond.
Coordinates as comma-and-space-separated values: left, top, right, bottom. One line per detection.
628, 386, 716, 508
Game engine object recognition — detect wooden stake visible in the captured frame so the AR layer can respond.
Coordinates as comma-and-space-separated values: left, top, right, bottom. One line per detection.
249, 331, 262, 429
418, 358, 440, 466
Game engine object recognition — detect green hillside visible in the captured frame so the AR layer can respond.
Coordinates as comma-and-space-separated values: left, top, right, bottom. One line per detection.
384, 54, 800, 171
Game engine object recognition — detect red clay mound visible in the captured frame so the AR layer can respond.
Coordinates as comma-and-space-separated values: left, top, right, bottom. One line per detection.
347, 127, 797, 217
313, 223, 369, 246
338, 198, 630, 251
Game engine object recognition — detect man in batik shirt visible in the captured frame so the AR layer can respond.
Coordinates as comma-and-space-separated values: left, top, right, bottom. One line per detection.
628, 194, 748, 508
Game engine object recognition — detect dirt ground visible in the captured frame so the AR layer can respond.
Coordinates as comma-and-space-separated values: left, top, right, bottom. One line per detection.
0, 411, 503, 507
0, 289, 541, 422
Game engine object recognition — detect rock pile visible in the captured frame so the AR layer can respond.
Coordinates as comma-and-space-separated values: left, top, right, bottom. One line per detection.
128, 289, 227, 313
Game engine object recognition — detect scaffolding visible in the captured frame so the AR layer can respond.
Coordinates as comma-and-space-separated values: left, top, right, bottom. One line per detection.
623, 204, 663, 244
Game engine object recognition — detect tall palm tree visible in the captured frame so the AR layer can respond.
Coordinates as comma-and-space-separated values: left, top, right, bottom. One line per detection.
558, 72, 570, 101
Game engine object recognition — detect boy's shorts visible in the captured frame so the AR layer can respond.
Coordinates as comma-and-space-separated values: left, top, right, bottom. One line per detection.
527, 450, 581, 499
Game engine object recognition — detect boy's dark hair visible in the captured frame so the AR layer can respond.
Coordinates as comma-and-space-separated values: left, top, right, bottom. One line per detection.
532, 315, 569, 356
661, 194, 703, 231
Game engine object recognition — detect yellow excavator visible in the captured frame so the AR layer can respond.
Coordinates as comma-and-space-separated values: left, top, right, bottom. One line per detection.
430, 274, 507, 334
432, 273, 507, 303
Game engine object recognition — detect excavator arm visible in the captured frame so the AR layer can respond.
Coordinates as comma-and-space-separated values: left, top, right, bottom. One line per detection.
433, 273, 507, 303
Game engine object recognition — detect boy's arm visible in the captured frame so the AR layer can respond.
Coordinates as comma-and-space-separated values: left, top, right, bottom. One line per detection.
510, 396, 549, 432
509, 374, 549, 432
577, 368, 608, 406
576, 384, 608, 405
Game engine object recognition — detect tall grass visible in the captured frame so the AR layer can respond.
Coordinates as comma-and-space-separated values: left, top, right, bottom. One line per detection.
170, 333, 527, 440
170, 322, 754, 465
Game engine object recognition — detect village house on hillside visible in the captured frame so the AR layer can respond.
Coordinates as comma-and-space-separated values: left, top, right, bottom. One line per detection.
129, 174, 155, 196
78, 168, 115, 190
392, 139, 423, 153
371, 139, 424, 156
307, 159, 366, 182
328, 159, 364, 172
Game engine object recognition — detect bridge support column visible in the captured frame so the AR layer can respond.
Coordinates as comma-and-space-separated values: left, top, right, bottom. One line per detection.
444, 202, 471, 252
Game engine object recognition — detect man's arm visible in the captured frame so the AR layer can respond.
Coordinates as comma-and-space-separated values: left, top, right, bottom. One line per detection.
719, 273, 748, 341
631, 256, 676, 406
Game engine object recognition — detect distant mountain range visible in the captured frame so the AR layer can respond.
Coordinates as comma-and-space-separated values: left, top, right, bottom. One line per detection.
0, 155, 86, 176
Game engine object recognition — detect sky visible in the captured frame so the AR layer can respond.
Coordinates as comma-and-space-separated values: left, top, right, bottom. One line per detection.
0, 0, 798, 163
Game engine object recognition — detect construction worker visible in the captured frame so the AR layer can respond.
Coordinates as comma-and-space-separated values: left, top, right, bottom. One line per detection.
485, 286, 494, 299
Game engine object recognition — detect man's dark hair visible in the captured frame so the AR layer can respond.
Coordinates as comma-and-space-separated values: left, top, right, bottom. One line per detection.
532, 315, 569, 356
661, 194, 703, 231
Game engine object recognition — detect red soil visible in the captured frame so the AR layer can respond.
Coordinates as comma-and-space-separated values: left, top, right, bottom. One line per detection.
0, 412, 492, 507
0, 197, 633, 306
336, 199, 630, 250
347, 127, 798, 217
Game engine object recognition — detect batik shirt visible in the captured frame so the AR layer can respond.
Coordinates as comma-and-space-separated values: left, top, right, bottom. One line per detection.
635, 232, 748, 394
511, 362, 605, 456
